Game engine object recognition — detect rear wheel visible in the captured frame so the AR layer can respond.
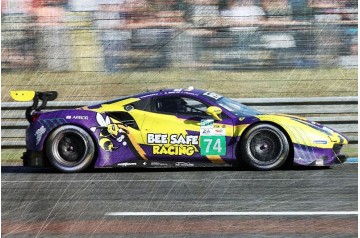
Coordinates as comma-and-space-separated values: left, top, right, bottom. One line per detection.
240, 124, 289, 170
46, 125, 95, 172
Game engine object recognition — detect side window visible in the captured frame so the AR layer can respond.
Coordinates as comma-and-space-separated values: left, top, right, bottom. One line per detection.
154, 96, 209, 116
125, 98, 151, 111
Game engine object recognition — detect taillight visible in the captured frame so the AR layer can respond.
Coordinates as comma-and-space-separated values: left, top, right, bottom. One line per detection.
32, 114, 40, 123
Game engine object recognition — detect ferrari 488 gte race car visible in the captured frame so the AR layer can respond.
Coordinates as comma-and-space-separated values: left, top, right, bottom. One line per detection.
11, 88, 348, 172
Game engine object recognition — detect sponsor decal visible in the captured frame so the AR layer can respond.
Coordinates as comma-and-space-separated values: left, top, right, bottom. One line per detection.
200, 128, 226, 136
35, 126, 46, 145
200, 119, 214, 129
117, 162, 137, 167
66, 115, 89, 120
175, 162, 194, 167
213, 128, 225, 135
200, 129, 212, 135
203, 92, 222, 100
313, 140, 328, 145
151, 162, 168, 166
147, 133, 199, 156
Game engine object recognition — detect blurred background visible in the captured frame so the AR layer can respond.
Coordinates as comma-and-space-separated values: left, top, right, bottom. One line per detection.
1, 0, 358, 159
1, 0, 358, 100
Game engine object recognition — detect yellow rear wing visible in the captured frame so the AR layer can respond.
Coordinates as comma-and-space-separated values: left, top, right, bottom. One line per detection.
10, 91, 36, 102
10, 90, 58, 122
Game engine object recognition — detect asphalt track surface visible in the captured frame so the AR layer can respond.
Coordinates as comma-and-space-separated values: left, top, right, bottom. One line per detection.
2, 164, 358, 238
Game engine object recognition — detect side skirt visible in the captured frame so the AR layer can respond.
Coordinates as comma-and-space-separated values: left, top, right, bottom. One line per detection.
111, 160, 234, 169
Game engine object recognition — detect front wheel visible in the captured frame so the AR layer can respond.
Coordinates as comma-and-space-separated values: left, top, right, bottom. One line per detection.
46, 125, 95, 172
240, 124, 289, 170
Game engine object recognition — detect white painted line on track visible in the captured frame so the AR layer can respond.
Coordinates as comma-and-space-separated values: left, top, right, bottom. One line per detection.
105, 211, 358, 216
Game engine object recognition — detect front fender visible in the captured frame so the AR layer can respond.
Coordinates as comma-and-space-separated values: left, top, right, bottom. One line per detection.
256, 114, 347, 165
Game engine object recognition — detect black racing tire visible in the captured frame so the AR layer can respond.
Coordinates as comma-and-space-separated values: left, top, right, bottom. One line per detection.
46, 125, 95, 172
240, 123, 289, 170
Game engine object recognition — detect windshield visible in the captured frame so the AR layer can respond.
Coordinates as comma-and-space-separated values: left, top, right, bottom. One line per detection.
217, 97, 260, 117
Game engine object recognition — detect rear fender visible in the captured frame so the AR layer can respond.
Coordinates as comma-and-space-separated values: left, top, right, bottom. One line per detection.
29, 109, 141, 168
28, 110, 100, 152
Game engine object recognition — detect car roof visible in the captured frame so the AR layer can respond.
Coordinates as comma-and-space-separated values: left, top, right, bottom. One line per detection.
134, 88, 208, 99
92, 88, 217, 108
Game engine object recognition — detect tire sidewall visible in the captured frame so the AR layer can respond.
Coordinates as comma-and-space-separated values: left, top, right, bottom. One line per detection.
46, 125, 95, 172
240, 123, 289, 170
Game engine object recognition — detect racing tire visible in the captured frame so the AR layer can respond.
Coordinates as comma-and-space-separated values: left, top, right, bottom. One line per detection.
240, 123, 289, 170
46, 125, 95, 172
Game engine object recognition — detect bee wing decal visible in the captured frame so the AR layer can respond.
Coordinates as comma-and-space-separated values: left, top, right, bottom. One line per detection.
96, 113, 108, 126
105, 116, 111, 126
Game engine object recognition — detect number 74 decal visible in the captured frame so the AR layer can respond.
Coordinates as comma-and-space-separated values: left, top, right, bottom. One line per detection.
200, 136, 226, 156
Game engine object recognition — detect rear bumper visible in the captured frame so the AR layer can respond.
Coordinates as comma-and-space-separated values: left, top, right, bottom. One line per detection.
22, 150, 47, 167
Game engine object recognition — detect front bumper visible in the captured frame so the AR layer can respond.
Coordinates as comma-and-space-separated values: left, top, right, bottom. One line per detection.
335, 154, 348, 164
293, 143, 348, 166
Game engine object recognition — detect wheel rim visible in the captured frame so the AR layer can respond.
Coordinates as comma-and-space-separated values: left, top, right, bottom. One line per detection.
55, 132, 87, 166
247, 129, 283, 165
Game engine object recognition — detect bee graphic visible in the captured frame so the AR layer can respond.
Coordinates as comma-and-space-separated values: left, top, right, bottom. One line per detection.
90, 113, 128, 152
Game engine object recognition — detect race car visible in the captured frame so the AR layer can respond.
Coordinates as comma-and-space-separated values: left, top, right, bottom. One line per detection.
10, 88, 348, 172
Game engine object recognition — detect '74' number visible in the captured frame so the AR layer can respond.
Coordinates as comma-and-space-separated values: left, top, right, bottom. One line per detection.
200, 136, 226, 156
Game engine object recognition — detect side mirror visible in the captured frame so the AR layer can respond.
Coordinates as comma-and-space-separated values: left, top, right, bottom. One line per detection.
206, 106, 222, 121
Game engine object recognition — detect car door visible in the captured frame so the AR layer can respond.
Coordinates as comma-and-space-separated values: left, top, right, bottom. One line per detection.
140, 95, 234, 163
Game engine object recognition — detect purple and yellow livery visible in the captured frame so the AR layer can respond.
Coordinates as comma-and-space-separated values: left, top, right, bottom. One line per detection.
11, 88, 348, 172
